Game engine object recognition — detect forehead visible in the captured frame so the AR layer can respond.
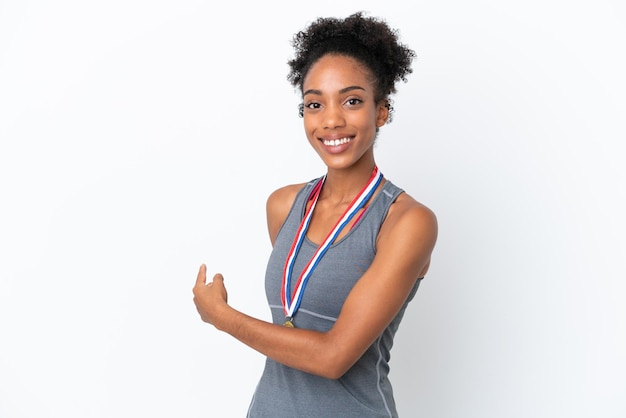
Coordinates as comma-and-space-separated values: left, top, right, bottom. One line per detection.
303, 54, 374, 91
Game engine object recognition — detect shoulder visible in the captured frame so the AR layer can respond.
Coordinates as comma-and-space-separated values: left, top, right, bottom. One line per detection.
266, 182, 308, 245
266, 183, 308, 217
377, 189, 438, 273
382, 190, 438, 243
388, 191, 437, 228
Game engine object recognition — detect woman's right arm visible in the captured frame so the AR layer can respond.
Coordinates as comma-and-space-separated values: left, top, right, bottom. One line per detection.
265, 183, 305, 246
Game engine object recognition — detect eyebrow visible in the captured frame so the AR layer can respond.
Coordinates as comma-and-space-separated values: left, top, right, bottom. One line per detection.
303, 85, 366, 96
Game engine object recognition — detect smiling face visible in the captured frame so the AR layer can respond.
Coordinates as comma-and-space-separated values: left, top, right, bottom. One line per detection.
301, 54, 389, 172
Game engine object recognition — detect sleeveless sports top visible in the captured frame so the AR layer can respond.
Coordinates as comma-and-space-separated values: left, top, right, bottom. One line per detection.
247, 177, 421, 418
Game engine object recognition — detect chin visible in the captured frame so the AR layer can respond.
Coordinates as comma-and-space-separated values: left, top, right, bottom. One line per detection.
319, 156, 364, 171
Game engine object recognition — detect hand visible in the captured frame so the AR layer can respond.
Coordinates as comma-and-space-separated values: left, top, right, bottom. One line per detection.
192, 264, 228, 327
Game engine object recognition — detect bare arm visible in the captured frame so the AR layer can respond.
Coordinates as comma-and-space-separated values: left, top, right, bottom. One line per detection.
193, 189, 437, 379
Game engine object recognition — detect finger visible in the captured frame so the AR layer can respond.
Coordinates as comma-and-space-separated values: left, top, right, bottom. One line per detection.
213, 273, 224, 283
195, 264, 207, 286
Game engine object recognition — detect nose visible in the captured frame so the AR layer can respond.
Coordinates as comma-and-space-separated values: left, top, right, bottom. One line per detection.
322, 102, 346, 129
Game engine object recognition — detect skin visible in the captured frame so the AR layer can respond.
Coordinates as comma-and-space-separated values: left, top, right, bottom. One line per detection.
193, 54, 438, 380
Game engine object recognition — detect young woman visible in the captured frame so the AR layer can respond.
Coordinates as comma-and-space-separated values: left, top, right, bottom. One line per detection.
193, 12, 438, 417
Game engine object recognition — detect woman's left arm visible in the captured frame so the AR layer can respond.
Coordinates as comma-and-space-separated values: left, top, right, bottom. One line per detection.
192, 196, 437, 379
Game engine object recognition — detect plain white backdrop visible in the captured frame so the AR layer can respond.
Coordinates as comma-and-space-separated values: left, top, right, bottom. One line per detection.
1, 1, 624, 417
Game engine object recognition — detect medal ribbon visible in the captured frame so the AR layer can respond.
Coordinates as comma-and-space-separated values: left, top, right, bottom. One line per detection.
281, 166, 383, 322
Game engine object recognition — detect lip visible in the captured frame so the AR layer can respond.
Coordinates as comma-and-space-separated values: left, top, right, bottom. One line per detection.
318, 135, 354, 154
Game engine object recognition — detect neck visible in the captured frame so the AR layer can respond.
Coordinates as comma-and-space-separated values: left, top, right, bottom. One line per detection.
321, 160, 378, 205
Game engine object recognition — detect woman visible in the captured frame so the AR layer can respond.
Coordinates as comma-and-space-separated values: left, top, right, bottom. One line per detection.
193, 12, 438, 417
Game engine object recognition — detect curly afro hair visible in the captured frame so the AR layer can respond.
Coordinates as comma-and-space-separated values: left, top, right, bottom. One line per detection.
287, 12, 416, 108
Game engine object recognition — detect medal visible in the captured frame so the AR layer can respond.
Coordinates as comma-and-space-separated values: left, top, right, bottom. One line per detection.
281, 166, 383, 328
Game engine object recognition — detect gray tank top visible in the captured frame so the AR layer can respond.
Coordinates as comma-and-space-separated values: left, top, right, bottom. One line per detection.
247, 177, 421, 418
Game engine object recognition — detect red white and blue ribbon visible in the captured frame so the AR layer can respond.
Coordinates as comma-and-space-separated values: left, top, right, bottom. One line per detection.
281, 166, 383, 325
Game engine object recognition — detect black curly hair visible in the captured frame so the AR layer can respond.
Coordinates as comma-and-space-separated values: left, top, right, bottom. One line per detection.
288, 12, 416, 122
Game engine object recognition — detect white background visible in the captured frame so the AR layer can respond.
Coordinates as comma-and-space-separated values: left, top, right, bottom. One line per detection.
1, 1, 624, 417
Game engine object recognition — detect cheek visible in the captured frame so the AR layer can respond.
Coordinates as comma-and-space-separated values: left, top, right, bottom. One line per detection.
354, 112, 378, 132
303, 119, 317, 139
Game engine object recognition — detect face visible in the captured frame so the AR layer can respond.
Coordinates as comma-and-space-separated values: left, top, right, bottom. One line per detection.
301, 54, 388, 171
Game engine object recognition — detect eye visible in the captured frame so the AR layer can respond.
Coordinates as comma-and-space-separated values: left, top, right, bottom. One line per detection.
305, 102, 322, 110
345, 97, 363, 106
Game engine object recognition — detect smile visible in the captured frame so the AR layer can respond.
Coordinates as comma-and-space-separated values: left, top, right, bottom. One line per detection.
322, 137, 352, 146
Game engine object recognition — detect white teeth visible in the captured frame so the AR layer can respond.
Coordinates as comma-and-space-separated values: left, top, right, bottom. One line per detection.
323, 137, 351, 146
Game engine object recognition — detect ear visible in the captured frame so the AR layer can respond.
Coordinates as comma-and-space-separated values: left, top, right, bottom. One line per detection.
376, 99, 390, 127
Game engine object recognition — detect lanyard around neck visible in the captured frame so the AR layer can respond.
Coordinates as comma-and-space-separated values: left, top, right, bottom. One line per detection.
281, 166, 383, 326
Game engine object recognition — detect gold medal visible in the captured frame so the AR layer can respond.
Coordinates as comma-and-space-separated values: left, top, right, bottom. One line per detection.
283, 317, 294, 328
